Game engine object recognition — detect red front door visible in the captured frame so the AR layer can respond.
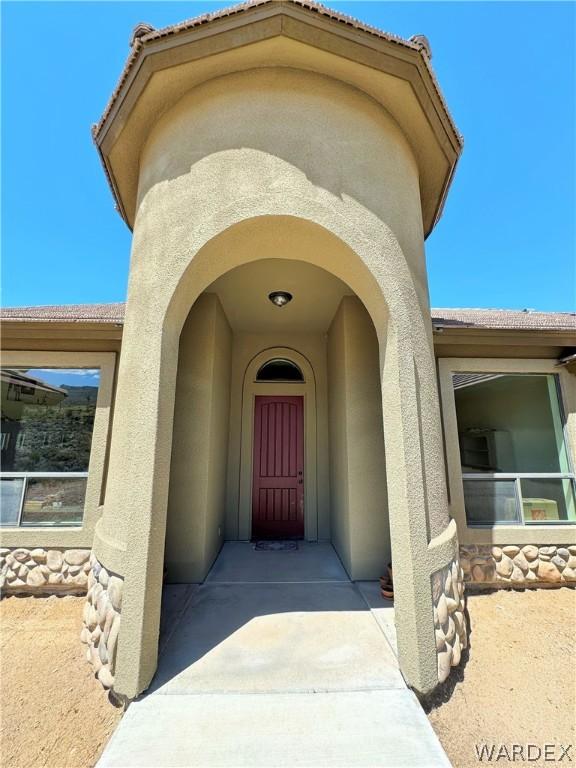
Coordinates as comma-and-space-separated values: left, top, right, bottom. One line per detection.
252, 395, 304, 539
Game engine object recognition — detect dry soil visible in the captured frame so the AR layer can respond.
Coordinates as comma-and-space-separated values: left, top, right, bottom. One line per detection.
0, 595, 123, 768
427, 586, 576, 768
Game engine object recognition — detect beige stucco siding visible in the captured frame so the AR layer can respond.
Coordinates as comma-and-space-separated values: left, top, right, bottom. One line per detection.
165, 294, 232, 582
138, 69, 429, 318
327, 297, 390, 579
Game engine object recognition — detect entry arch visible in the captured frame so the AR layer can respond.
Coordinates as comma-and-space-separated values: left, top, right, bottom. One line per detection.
96, 155, 460, 698
239, 347, 318, 542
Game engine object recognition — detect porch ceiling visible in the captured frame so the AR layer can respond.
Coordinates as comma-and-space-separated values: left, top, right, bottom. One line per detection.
208, 259, 353, 333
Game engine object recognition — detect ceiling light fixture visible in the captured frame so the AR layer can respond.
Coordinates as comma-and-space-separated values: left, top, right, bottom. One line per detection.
268, 291, 293, 308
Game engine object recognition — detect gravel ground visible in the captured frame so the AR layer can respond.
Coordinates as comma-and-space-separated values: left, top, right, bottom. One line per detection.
0, 595, 123, 768
426, 586, 576, 768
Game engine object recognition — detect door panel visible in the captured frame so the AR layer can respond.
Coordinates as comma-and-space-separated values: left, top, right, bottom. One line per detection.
252, 395, 304, 539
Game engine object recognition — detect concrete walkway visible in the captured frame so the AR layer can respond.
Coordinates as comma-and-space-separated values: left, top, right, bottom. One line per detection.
98, 543, 450, 767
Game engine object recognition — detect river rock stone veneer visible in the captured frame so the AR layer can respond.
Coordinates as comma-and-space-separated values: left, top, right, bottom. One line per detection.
432, 558, 468, 684
80, 554, 122, 690
460, 544, 576, 586
0, 547, 91, 593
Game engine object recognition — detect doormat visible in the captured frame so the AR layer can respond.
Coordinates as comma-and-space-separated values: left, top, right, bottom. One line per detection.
254, 541, 298, 551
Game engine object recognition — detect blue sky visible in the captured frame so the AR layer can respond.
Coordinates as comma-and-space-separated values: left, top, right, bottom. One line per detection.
2, 1, 575, 311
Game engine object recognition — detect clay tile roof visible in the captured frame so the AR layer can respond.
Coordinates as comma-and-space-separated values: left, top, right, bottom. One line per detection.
92, 0, 462, 147
2, 303, 575, 332
0, 303, 125, 324
431, 308, 576, 332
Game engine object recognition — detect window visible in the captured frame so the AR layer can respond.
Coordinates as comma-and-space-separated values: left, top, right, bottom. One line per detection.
0, 367, 100, 526
256, 359, 304, 382
452, 373, 575, 526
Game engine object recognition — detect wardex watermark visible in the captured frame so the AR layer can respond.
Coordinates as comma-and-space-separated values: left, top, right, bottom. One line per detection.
475, 743, 573, 762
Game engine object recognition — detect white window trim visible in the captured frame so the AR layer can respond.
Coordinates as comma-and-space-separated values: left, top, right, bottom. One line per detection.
0, 351, 116, 547
438, 357, 576, 546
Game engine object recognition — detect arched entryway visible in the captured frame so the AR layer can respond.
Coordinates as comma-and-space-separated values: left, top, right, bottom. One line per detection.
94, 180, 462, 699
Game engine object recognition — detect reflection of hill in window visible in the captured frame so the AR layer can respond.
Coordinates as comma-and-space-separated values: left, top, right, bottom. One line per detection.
9, 386, 98, 473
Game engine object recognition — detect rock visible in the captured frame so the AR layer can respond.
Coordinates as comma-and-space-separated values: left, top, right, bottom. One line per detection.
436, 593, 448, 627
437, 649, 453, 683
26, 566, 47, 587
0, 548, 10, 556
551, 555, 567, 570
454, 611, 466, 640
539, 546, 557, 556
460, 558, 471, 574
99, 568, 110, 589
64, 549, 90, 566
527, 559, 539, 571
471, 565, 485, 582
107, 577, 123, 611
561, 567, 576, 582
71, 572, 88, 587
444, 571, 452, 597
525, 569, 538, 581
47, 550, 63, 572
567, 556, 576, 570
513, 552, 529, 572
557, 548, 570, 561
510, 566, 525, 583
568, 546, 576, 555
496, 555, 513, 578
11, 578, 25, 586
107, 614, 120, 666
491, 546, 503, 560
92, 626, 102, 645
537, 561, 562, 583
96, 590, 108, 618
90, 645, 102, 673
451, 561, 459, 584
68, 565, 82, 576
539, 554, 551, 562
30, 548, 47, 563
522, 545, 539, 560
502, 545, 520, 557
6, 570, 17, 583
80, 627, 91, 644
12, 549, 30, 563
435, 629, 446, 651
99, 640, 109, 665
83, 600, 91, 624
451, 634, 461, 666
445, 597, 459, 614
103, 607, 115, 643
48, 573, 64, 585
17, 564, 29, 579
83, 560, 91, 573
97, 666, 114, 689
444, 616, 456, 643
5, 554, 15, 568
87, 605, 99, 631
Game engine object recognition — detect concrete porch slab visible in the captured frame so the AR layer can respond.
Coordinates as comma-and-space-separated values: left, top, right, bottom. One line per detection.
152, 581, 404, 694
98, 689, 451, 767
205, 541, 349, 583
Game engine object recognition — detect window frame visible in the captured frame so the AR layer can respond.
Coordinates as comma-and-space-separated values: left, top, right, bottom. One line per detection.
0, 352, 115, 545
438, 358, 576, 545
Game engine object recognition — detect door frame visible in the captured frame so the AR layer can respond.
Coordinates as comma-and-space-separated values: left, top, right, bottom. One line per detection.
238, 347, 318, 541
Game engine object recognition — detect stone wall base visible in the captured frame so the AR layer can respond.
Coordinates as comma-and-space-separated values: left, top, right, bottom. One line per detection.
80, 554, 122, 690
0, 547, 91, 594
432, 557, 468, 684
460, 544, 576, 587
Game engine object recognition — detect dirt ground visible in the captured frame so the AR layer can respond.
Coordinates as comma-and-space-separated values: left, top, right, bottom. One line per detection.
427, 586, 576, 768
0, 595, 123, 768
1, 589, 574, 768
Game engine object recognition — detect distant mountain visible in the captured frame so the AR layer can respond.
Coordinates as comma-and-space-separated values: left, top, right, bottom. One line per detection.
60, 385, 99, 405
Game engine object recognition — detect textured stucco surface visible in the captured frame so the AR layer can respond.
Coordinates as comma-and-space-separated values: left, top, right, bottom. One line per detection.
327, 297, 390, 579
93, 63, 458, 697
165, 294, 232, 582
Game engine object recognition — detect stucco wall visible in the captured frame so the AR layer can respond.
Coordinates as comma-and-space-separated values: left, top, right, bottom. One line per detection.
164, 294, 232, 582
138, 68, 429, 318
327, 297, 390, 580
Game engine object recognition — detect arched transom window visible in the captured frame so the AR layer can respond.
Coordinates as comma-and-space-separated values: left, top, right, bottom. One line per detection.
256, 359, 304, 382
